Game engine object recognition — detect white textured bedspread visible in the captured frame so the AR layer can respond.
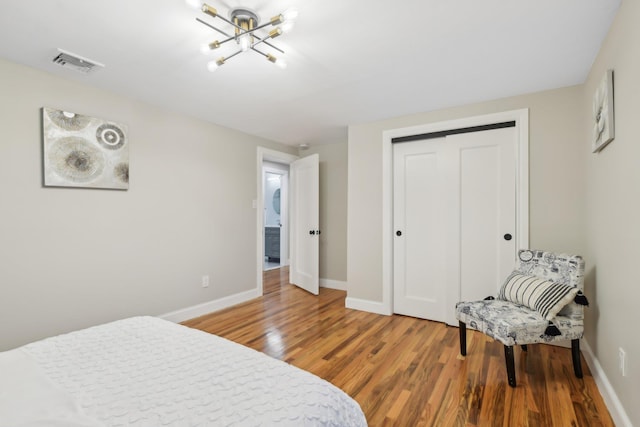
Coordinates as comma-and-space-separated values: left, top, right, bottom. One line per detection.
8, 316, 367, 426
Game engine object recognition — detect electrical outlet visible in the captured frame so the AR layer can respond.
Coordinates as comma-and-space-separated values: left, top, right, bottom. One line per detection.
201, 275, 210, 288
619, 347, 627, 377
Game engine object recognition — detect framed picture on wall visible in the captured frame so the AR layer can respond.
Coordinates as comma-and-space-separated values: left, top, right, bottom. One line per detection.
592, 69, 615, 153
42, 107, 129, 189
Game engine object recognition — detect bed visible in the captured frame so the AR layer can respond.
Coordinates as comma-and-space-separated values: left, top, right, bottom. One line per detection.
0, 316, 367, 426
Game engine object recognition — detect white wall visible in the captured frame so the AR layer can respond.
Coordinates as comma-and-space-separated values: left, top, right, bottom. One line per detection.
583, 1, 640, 424
0, 59, 295, 351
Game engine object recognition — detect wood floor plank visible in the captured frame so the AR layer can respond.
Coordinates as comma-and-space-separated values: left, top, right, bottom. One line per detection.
182, 267, 615, 427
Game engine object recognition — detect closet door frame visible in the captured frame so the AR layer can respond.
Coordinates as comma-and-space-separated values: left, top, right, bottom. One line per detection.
380, 109, 529, 316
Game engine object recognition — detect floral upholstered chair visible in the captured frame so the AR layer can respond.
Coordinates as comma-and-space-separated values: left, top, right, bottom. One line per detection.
455, 249, 588, 387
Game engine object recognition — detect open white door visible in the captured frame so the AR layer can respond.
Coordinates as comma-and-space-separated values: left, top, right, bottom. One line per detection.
290, 154, 319, 295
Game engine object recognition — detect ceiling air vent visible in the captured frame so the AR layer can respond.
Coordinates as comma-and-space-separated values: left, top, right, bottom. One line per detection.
52, 49, 104, 74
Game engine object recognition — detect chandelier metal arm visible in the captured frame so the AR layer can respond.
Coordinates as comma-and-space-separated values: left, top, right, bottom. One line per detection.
251, 49, 284, 68
225, 49, 244, 61
196, 16, 285, 54
255, 38, 284, 54
250, 46, 268, 58
196, 17, 232, 38
213, 13, 243, 31
252, 36, 284, 53
230, 19, 275, 35
250, 30, 280, 51
210, 12, 282, 34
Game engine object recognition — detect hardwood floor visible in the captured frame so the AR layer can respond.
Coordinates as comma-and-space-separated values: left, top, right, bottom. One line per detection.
182, 267, 614, 426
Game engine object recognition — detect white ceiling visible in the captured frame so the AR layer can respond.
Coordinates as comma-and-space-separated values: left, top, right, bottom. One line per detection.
0, 0, 621, 147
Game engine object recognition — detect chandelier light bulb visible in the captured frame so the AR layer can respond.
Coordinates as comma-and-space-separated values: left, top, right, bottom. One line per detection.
207, 57, 225, 72
200, 40, 220, 54
281, 21, 295, 34
207, 60, 219, 72
282, 8, 298, 22
239, 35, 251, 52
266, 53, 286, 68
185, 0, 202, 10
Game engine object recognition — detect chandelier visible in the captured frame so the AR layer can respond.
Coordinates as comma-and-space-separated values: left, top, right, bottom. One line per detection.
188, 1, 298, 71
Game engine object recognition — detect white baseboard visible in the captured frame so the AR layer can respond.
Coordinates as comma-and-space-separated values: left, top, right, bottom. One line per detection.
159, 288, 260, 323
345, 297, 392, 315
581, 339, 633, 427
320, 278, 347, 291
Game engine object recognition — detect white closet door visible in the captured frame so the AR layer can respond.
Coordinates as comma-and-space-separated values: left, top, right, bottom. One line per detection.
393, 127, 517, 324
444, 127, 517, 325
393, 138, 448, 321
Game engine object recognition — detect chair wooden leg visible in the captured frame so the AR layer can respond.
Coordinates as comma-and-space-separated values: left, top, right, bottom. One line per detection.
521, 344, 528, 352
459, 321, 467, 356
571, 339, 583, 378
504, 345, 516, 387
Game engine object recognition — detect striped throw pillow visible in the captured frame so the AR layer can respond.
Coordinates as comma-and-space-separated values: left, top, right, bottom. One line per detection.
498, 272, 579, 320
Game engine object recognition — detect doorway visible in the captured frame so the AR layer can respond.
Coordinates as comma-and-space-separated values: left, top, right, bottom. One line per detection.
256, 147, 320, 297
263, 163, 289, 271
256, 148, 298, 295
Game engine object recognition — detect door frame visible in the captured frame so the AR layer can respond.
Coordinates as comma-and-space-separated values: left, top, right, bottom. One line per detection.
256, 147, 298, 295
381, 109, 529, 316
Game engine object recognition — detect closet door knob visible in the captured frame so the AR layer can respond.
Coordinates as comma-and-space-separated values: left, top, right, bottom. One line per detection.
504, 233, 512, 241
